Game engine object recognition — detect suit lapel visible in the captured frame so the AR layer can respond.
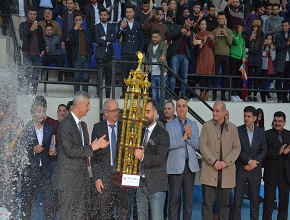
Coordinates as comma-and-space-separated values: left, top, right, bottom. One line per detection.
242, 125, 251, 148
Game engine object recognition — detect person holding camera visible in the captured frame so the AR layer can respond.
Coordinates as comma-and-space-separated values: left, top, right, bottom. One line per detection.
212, 11, 232, 101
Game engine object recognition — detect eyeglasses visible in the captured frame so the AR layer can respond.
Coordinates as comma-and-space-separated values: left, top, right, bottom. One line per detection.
106, 108, 120, 113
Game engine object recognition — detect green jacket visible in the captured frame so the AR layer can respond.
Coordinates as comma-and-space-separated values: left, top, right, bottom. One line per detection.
230, 32, 246, 60
146, 41, 168, 69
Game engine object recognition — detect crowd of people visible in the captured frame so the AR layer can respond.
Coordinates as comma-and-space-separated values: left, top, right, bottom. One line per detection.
1, 0, 290, 105
0, 90, 290, 220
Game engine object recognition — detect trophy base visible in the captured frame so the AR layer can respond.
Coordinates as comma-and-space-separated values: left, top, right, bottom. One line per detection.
113, 172, 140, 188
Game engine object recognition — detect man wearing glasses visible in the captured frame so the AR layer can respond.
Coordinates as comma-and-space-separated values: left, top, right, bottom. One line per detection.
263, 111, 290, 220
91, 99, 130, 219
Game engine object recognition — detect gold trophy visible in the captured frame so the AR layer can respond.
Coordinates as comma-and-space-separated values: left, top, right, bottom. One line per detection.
113, 53, 150, 187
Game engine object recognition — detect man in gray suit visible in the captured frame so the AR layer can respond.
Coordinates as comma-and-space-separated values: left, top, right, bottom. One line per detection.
165, 98, 200, 220
56, 91, 109, 220
232, 106, 267, 220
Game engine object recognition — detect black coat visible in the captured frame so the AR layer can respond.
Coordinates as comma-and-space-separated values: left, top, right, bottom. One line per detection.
275, 30, 290, 73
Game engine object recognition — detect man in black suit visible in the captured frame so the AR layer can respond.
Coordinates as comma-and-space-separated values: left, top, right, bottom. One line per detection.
84, 0, 103, 37
91, 99, 130, 219
262, 111, 290, 220
134, 99, 170, 220
117, 4, 144, 98
232, 106, 267, 220
95, 7, 116, 98
56, 91, 109, 220
20, 96, 56, 220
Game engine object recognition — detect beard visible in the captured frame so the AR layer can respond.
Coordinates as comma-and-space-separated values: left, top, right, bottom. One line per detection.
143, 116, 154, 127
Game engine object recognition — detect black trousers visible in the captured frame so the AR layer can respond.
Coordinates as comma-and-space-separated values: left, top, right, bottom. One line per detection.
275, 61, 290, 101
96, 53, 113, 98
247, 65, 262, 97
262, 170, 290, 220
232, 168, 262, 220
121, 54, 138, 92
168, 159, 196, 220
229, 57, 242, 97
212, 54, 230, 98
201, 185, 231, 220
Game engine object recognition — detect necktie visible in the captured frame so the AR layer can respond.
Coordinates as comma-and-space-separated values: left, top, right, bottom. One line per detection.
142, 129, 149, 149
78, 121, 84, 145
278, 131, 283, 143
109, 124, 117, 169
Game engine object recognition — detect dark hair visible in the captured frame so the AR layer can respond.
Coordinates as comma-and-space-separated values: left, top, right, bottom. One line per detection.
28, 6, 38, 12
161, 0, 168, 5
255, 108, 265, 129
58, 104, 67, 109
264, 33, 274, 49
196, 18, 206, 32
244, 106, 257, 116
147, 99, 157, 110
30, 96, 47, 113
272, 3, 280, 8
99, 7, 108, 15
142, 0, 150, 4
66, 101, 73, 111
165, 100, 175, 107
217, 11, 226, 17
194, 1, 201, 6
156, 7, 164, 13
73, 11, 83, 20
257, 4, 265, 9
125, 4, 135, 11
209, 5, 216, 10
167, 9, 174, 18
184, 15, 195, 22
252, 25, 264, 48
233, 22, 244, 38
274, 111, 286, 120
282, 19, 289, 24
152, 29, 161, 35
266, 2, 273, 7
45, 23, 53, 29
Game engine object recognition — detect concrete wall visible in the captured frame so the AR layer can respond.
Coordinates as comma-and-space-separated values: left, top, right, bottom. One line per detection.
0, 36, 8, 67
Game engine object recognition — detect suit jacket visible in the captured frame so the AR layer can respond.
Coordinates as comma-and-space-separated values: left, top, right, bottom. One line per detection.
236, 125, 267, 178
56, 113, 93, 191
166, 117, 200, 175
275, 30, 290, 73
94, 22, 116, 59
117, 21, 144, 55
84, 3, 103, 37
91, 120, 122, 183
61, 10, 79, 42
264, 128, 290, 185
21, 121, 54, 180
141, 124, 170, 195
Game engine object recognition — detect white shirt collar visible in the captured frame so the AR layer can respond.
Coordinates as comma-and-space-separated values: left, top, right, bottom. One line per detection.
71, 111, 81, 126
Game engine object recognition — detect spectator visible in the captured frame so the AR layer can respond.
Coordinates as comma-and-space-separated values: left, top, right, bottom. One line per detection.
255, 108, 265, 129
192, 1, 204, 27
142, 7, 171, 44
176, 5, 190, 25
244, 4, 265, 38
134, 99, 170, 220
57, 103, 67, 124
200, 101, 241, 220
117, 4, 144, 98
42, 24, 64, 81
19, 6, 46, 95
91, 99, 130, 219
168, 16, 194, 100
232, 106, 267, 220
57, 0, 68, 17
247, 20, 264, 102
145, 30, 167, 109
261, 3, 272, 33
194, 18, 215, 101
19, 96, 57, 220
103, 0, 122, 35
212, 11, 233, 101
134, 0, 152, 52
38, 8, 61, 36
61, 0, 81, 79
161, 0, 168, 20
163, 9, 176, 33
84, 0, 103, 37
160, 100, 176, 125
166, 98, 200, 220
279, 0, 290, 21
263, 111, 290, 220
33, 0, 58, 21
275, 20, 290, 103
265, 3, 284, 38
8, 0, 30, 46
205, 5, 219, 32
224, 0, 244, 30
229, 21, 246, 102
168, 0, 177, 23
261, 33, 275, 102
209, 0, 228, 16
95, 7, 117, 98
69, 12, 93, 93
